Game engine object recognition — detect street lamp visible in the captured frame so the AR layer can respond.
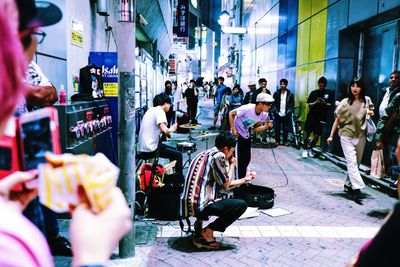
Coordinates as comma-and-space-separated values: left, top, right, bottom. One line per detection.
218, 10, 230, 26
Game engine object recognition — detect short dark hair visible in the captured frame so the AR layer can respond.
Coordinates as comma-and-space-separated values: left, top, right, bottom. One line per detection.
280, 78, 288, 85
259, 78, 267, 84
218, 76, 225, 82
165, 80, 172, 87
190, 79, 195, 83
153, 93, 171, 106
215, 132, 237, 149
318, 76, 328, 86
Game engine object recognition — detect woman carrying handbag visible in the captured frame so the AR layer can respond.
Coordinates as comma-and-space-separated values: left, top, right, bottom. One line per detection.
327, 77, 374, 201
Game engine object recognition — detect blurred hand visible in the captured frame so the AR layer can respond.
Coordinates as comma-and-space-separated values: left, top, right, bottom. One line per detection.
243, 174, 256, 183
229, 156, 236, 165
70, 187, 132, 266
367, 110, 374, 116
327, 137, 333, 145
249, 171, 257, 178
267, 121, 273, 128
171, 123, 178, 132
0, 171, 38, 211
375, 140, 383, 150
232, 129, 239, 137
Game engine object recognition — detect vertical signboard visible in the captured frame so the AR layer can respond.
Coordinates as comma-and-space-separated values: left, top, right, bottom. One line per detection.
173, 0, 189, 37
89, 52, 118, 163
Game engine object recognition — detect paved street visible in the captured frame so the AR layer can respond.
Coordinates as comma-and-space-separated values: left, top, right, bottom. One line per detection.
56, 100, 397, 267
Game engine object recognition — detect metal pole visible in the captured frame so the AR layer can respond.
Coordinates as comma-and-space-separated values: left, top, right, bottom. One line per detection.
237, 0, 243, 86
117, 0, 136, 258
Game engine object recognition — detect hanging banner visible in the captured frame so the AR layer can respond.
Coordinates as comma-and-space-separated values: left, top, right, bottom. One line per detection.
173, 0, 189, 37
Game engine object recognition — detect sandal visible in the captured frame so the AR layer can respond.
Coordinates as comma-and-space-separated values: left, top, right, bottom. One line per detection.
192, 237, 221, 250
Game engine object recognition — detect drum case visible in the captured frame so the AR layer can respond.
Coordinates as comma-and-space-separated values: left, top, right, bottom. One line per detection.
233, 184, 275, 209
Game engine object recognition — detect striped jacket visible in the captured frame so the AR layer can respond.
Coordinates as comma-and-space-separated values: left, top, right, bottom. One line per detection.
180, 147, 229, 218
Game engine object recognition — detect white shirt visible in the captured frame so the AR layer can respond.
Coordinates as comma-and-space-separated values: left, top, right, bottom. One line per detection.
26, 61, 52, 86
278, 91, 287, 117
138, 106, 167, 152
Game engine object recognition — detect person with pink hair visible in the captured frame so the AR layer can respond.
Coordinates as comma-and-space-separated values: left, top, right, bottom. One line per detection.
0, 1, 132, 266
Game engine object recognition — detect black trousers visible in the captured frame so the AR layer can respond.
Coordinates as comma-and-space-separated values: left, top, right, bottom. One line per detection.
237, 135, 251, 179
139, 144, 183, 180
198, 199, 247, 232
275, 114, 290, 144
188, 104, 198, 124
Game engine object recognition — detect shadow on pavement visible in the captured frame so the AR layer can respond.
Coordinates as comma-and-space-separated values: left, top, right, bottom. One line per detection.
168, 236, 236, 253
367, 209, 391, 219
325, 191, 373, 205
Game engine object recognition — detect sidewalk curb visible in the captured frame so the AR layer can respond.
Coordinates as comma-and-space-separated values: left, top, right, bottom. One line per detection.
313, 147, 398, 198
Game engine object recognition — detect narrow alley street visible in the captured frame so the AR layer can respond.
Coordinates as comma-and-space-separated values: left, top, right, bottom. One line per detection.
56, 100, 397, 267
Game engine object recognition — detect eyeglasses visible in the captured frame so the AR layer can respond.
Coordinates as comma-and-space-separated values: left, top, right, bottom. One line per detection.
32, 31, 47, 44
19, 28, 47, 45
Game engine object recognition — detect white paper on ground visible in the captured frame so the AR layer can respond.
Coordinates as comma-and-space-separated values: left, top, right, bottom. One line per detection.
239, 207, 260, 220
260, 208, 292, 217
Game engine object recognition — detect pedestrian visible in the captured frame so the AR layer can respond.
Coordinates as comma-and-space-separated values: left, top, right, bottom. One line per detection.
244, 80, 257, 104
302, 76, 334, 158
164, 80, 173, 127
209, 76, 227, 130
254, 78, 271, 97
375, 70, 400, 181
273, 78, 294, 146
138, 93, 183, 181
17, 0, 72, 256
184, 79, 199, 125
229, 93, 274, 178
220, 87, 232, 131
180, 132, 255, 250
327, 77, 374, 201
227, 84, 243, 112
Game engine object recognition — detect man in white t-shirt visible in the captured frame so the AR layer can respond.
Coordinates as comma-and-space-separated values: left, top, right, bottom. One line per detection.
138, 93, 183, 179
229, 93, 274, 178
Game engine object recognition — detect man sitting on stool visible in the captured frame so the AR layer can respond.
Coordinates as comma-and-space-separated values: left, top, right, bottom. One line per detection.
138, 93, 183, 181
180, 132, 256, 250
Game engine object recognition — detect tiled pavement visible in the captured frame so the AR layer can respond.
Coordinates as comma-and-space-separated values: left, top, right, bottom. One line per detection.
55, 100, 397, 267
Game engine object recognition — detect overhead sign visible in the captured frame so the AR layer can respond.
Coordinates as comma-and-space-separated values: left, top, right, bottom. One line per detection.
173, 0, 189, 37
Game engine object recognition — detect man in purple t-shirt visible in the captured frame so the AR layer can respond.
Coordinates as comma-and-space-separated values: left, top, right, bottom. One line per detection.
229, 93, 274, 178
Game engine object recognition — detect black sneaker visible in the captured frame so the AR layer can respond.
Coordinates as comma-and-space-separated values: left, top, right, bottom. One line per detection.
208, 126, 216, 130
344, 185, 354, 194
48, 235, 73, 257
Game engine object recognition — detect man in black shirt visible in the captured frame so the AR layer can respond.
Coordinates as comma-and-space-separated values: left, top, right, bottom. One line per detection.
254, 78, 271, 98
184, 79, 199, 124
302, 76, 334, 158
243, 80, 257, 104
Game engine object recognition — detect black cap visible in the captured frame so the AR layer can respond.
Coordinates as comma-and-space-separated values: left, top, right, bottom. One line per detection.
17, 0, 62, 31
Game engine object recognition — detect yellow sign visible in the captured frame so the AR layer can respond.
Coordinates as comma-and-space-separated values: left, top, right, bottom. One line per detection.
103, 83, 118, 97
71, 30, 83, 47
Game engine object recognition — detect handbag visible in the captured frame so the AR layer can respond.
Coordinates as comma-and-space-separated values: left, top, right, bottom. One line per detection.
370, 150, 385, 178
233, 184, 275, 209
366, 114, 377, 142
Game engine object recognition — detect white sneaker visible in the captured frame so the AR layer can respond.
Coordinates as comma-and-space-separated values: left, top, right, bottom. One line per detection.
302, 150, 308, 158
308, 150, 315, 158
